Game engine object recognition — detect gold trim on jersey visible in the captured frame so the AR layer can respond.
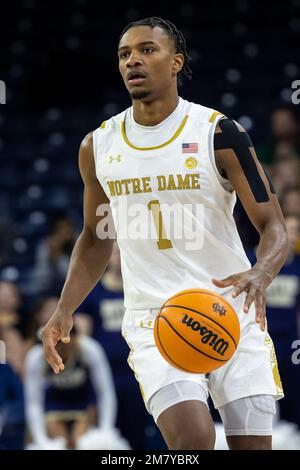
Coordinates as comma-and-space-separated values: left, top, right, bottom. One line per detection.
122, 331, 146, 403
121, 115, 189, 151
209, 111, 222, 123
100, 120, 106, 129
264, 333, 284, 397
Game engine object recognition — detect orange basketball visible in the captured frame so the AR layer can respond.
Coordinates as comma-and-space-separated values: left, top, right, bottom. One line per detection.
154, 288, 240, 374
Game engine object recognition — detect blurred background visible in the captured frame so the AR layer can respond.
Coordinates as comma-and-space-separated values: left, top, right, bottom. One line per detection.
0, 0, 300, 450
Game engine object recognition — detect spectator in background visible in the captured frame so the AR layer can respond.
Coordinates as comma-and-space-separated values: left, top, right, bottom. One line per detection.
258, 107, 300, 165
0, 281, 21, 331
0, 281, 27, 378
0, 363, 25, 450
32, 213, 76, 295
248, 213, 300, 428
280, 187, 300, 256
0, 217, 15, 268
25, 296, 123, 450
76, 241, 165, 450
280, 186, 300, 217
270, 158, 300, 197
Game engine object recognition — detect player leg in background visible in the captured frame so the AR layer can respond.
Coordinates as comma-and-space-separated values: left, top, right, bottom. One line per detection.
157, 401, 215, 450
218, 395, 276, 450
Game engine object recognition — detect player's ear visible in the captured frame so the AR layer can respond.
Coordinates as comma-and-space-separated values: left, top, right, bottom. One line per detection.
172, 53, 184, 77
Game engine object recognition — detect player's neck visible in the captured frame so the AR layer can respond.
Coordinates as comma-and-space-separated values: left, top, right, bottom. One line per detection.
132, 91, 179, 126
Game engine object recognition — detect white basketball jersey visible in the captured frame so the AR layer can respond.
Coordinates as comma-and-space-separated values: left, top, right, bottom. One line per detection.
93, 98, 251, 309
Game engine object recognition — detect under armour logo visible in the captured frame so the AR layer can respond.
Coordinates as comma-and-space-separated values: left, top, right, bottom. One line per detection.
108, 155, 122, 163
139, 320, 153, 328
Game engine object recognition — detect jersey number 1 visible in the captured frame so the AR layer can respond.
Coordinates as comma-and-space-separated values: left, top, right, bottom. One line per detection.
148, 200, 173, 250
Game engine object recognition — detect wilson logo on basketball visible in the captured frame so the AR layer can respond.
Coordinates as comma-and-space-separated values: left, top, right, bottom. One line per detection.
212, 302, 226, 316
181, 313, 229, 356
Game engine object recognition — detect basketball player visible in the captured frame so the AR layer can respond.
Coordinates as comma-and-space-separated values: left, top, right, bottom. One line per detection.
42, 17, 289, 450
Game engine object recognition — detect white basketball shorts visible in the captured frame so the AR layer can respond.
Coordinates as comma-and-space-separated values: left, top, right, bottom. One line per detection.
121, 290, 284, 415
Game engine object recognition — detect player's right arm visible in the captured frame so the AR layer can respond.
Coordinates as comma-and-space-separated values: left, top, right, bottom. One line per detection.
42, 132, 114, 374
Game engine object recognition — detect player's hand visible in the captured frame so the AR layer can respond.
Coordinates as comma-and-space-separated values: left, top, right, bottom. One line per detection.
42, 307, 73, 374
212, 267, 272, 331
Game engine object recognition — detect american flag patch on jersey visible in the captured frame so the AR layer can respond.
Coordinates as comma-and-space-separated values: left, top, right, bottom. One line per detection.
182, 142, 198, 153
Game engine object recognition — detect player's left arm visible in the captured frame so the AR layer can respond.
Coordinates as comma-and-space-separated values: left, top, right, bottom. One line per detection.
211, 118, 289, 330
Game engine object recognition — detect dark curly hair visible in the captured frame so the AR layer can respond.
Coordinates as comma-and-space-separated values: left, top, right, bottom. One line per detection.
119, 16, 193, 87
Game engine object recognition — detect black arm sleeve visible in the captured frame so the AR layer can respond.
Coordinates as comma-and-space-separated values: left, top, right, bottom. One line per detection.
214, 119, 275, 203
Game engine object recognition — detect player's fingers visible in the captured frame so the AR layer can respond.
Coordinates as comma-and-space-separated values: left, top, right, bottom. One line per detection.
255, 291, 266, 331
260, 313, 266, 332
61, 336, 70, 344
231, 281, 248, 299
254, 291, 263, 322
44, 345, 64, 374
45, 343, 63, 367
211, 275, 239, 288
43, 334, 64, 374
243, 287, 256, 313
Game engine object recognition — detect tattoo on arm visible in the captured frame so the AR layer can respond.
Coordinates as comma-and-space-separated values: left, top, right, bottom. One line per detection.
214, 119, 275, 203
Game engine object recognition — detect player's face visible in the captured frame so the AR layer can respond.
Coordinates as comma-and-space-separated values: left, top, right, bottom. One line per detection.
118, 26, 183, 100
